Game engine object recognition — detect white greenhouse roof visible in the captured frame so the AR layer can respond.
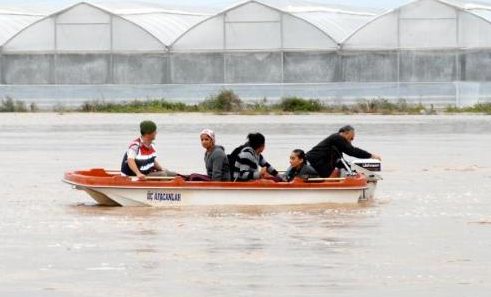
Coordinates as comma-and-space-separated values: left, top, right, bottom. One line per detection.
91, 2, 214, 46
171, 0, 382, 51
3, 0, 491, 51
342, 0, 491, 49
1, 1, 214, 51
263, 0, 383, 43
444, 0, 491, 10
0, 7, 50, 46
92, 2, 217, 15
446, 0, 491, 22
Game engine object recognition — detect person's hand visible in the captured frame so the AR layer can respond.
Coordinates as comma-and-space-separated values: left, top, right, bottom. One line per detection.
260, 167, 270, 178
137, 173, 146, 180
276, 176, 287, 182
371, 153, 382, 161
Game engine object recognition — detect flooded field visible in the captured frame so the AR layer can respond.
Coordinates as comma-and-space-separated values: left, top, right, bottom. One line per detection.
1, 113, 490, 297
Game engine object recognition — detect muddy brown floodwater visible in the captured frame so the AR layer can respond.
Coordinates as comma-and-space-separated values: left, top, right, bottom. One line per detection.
1, 113, 490, 297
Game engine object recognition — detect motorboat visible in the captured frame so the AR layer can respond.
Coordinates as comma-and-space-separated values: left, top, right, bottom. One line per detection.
62, 159, 381, 207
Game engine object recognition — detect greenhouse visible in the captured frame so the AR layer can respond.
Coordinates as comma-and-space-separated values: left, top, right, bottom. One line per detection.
1, 2, 212, 85
341, 0, 491, 106
0, 0, 491, 106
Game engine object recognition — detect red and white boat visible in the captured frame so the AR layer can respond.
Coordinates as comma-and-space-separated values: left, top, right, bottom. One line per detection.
62, 161, 381, 207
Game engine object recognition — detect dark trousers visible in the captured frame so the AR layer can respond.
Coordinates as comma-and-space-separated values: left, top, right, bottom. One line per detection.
307, 158, 333, 178
187, 173, 211, 181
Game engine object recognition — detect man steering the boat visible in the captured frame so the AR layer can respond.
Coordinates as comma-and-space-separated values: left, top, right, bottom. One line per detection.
121, 120, 177, 180
306, 125, 381, 178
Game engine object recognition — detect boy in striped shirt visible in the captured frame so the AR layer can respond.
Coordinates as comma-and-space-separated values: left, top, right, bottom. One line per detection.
121, 120, 176, 179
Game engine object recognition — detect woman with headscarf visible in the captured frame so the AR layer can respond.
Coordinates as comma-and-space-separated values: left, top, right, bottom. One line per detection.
189, 129, 231, 181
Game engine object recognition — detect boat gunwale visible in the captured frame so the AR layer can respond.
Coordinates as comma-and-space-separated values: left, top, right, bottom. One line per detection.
62, 179, 368, 191
63, 168, 368, 190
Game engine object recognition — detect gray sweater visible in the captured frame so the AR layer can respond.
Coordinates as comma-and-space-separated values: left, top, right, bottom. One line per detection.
204, 145, 231, 181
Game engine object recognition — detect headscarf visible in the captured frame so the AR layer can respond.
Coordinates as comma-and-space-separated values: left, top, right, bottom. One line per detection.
200, 129, 215, 142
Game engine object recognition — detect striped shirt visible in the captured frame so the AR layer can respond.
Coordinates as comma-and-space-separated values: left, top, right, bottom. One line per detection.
233, 146, 278, 181
121, 138, 157, 176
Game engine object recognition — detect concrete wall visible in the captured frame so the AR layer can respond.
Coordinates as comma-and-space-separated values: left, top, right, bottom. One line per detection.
283, 52, 339, 83
461, 50, 491, 81
55, 54, 110, 84
113, 54, 168, 84
225, 52, 282, 83
342, 51, 398, 82
170, 53, 223, 84
2, 82, 491, 109
400, 50, 457, 82
2, 54, 54, 84
2, 50, 491, 85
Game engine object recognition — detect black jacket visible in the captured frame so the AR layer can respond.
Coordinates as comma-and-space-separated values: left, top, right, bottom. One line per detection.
306, 133, 371, 176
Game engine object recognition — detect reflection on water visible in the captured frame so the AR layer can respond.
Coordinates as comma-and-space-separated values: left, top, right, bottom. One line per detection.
1, 113, 491, 297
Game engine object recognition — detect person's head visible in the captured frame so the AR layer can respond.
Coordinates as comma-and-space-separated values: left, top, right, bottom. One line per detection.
140, 120, 157, 141
338, 125, 355, 143
290, 149, 306, 168
247, 133, 266, 153
200, 129, 215, 151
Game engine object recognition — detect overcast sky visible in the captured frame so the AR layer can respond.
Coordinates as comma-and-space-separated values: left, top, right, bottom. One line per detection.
2, 0, 489, 10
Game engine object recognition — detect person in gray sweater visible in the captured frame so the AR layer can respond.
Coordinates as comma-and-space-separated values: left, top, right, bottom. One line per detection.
200, 129, 231, 181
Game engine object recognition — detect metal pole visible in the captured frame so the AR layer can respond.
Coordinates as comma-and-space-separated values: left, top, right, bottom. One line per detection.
455, 10, 460, 106
223, 15, 227, 83
396, 9, 401, 101
280, 13, 284, 83
109, 16, 114, 84
53, 15, 58, 84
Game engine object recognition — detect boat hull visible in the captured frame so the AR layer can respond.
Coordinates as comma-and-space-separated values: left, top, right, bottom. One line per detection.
74, 186, 366, 206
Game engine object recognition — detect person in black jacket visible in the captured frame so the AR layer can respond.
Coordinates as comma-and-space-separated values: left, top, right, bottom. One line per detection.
306, 125, 381, 177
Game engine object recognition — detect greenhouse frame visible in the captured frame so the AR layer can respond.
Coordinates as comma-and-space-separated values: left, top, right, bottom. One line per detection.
0, 0, 491, 107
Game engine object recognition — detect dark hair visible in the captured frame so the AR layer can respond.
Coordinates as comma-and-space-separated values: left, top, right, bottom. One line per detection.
140, 120, 157, 135
247, 133, 265, 150
292, 149, 306, 161
338, 125, 354, 133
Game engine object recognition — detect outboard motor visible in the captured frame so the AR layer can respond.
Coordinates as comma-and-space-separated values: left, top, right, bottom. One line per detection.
351, 159, 382, 201
352, 159, 381, 172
